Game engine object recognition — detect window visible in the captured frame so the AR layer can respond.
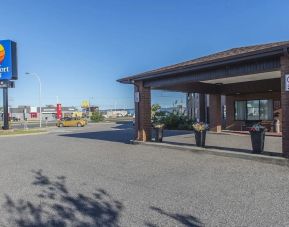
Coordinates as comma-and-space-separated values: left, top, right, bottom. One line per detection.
247, 100, 259, 120
234, 99, 273, 121
260, 100, 273, 120
235, 101, 246, 120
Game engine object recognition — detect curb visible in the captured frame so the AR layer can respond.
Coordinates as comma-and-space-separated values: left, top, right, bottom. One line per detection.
0, 131, 49, 138
130, 140, 289, 167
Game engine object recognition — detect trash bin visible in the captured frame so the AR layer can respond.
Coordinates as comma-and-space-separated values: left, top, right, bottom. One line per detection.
273, 119, 280, 133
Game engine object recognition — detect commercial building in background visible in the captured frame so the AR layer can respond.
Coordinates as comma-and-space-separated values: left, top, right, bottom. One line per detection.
82, 105, 100, 118
103, 110, 128, 118
7, 105, 79, 121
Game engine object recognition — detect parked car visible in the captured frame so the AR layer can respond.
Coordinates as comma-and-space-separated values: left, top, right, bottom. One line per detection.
56, 117, 86, 127
9, 117, 20, 122
80, 117, 88, 125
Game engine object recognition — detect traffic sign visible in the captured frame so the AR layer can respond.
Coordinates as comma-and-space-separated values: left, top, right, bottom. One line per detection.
0, 80, 15, 88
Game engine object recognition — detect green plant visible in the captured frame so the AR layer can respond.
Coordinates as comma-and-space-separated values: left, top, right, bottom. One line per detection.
151, 104, 197, 130
151, 104, 161, 120
192, 122, 209, 132
152, 123, 165, 128
90, 112, 104, 122
158, 112, 194, 130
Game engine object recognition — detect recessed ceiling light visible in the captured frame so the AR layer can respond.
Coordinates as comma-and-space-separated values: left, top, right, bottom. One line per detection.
235, 93, 240, 95
268, 89, 273, 92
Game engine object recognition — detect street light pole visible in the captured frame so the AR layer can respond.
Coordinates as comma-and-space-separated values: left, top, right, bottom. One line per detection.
26, 72, 42, 128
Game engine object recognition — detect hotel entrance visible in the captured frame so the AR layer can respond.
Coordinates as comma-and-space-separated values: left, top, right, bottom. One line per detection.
118, 41, 289, 156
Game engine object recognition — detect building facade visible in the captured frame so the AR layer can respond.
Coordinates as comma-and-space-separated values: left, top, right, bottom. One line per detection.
8, 105, 78, 121
118, 41, 289, 157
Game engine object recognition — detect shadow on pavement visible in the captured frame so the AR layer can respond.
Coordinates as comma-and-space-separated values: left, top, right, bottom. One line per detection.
59, 129, 134, 143
113, 121, 133, 129
58, 123, 193, 144
58, 122, 135, 143
163, 140, 282, 157
2, 169, 123, 227
163, 130, 194, 137
145, 206, 203, 227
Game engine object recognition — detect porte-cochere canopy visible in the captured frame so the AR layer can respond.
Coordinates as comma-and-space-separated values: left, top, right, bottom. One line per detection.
118, 41, 289, 157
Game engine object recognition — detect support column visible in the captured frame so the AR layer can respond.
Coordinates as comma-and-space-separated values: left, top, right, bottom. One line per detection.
225, 95, 234, 130
199, 93, 206, 122
186, 93, 194, 119
134, 85, 140, 140
134, 81, 151, 141
209, 94, 222, 132
281, 55, 289, 157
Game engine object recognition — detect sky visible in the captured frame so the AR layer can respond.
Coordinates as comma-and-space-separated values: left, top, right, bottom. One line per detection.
1, 0, 289, 109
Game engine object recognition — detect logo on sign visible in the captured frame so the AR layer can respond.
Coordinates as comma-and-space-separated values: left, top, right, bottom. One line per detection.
0, 43, 9, 77
0, 44, 5, 64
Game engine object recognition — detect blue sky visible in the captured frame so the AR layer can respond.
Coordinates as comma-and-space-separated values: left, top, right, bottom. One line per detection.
1, 0, 289, 109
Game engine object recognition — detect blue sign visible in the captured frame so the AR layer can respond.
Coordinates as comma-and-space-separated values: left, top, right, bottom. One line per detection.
0, 40, 18, 80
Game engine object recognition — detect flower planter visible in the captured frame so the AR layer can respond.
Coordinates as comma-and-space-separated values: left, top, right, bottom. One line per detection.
194, 130, 206, 147
154, 127, 164, 142
250, 130, 265, 154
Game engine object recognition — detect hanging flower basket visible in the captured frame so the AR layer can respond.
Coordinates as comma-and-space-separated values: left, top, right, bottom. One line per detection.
153, 123, 165, 142
249, 124, 266, 154
192, 122, 209, 147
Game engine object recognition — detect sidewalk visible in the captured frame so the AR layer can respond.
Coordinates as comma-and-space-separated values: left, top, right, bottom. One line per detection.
161, 130, 282, 155
132, 130, 285, 166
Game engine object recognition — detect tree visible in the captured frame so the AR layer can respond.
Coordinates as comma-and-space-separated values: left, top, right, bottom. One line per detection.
90, 111, 104, 122
151, 104, 161, 118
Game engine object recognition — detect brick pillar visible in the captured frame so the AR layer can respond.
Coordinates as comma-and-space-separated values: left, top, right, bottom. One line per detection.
225, 95, 234, 130
209, 94, 222, 132
280, 56, 289, 157
186, 93, 193, 119
199, 93, 206, 122
135, 81, 151, 141
134, 85, 140, 140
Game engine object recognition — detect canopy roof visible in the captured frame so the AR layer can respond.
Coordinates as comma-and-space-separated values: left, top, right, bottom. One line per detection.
118, 41, 289, 84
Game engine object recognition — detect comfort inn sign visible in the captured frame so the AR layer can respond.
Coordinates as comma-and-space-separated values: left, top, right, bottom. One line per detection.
0, 40, 18, 80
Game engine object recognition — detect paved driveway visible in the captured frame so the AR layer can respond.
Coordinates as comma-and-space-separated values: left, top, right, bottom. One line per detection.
0, 122, 288, 226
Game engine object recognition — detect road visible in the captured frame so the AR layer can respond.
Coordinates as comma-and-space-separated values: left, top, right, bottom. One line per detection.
0, 122, 288, 226
9, 121, 57, 129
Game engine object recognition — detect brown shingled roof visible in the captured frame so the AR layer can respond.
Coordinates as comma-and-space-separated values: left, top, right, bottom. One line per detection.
118, 41, 289, 83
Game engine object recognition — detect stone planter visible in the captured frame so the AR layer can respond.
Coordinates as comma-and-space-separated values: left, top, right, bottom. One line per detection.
194, 130, 206, 147
154, 127, 164, 142
250, 130, 265, 153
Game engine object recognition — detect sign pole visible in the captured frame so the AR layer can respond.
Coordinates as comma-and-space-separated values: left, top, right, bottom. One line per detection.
3, 87, 9, 130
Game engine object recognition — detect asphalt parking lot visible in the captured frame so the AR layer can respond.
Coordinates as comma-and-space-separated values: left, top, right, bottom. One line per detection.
0, 122, 288, 226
